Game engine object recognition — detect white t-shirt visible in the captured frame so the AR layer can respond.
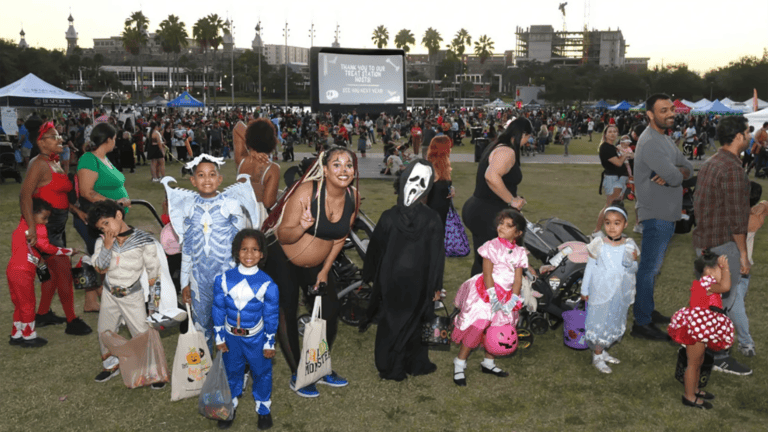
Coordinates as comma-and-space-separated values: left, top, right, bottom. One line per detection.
588, 121, 594, 132
685, 127, 697, 142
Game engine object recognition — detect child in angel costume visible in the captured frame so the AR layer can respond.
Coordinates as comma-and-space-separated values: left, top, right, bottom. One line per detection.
162, 154, 262, 351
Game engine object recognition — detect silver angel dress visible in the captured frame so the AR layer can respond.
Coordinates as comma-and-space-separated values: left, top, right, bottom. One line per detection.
162, 174, 261, 350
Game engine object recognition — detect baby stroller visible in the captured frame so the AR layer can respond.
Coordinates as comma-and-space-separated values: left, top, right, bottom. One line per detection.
0, 141, 22, 184
520, 217, 590, 335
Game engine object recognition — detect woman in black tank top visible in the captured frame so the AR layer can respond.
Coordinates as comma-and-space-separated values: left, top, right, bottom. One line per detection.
462, 118, 533, 276
261, 147, 360, 394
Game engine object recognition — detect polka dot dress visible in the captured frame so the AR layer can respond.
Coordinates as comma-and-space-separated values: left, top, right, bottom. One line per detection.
668, 277, 734, 351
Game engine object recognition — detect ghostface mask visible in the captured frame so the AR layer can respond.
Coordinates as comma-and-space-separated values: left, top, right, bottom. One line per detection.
398, 160, 434, 207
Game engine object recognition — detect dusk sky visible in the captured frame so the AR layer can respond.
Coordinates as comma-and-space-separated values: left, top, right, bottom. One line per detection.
3, 0, 767, 74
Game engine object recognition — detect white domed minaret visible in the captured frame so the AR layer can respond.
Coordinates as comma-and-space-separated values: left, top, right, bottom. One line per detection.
19, 28, 29, 49
223, 19, 234, 53
65, 13, 78, 56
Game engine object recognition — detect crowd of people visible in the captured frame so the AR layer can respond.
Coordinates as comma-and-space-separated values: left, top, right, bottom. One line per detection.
5, 93, 765, 428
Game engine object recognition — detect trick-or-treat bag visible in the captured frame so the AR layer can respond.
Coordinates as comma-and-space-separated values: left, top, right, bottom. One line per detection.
295, 297, 332, 389
100, 328, 170, 388
198, 353, 234, 421
171, 303, 212, 401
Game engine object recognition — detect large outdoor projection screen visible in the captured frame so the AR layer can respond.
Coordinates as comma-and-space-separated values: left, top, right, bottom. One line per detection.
310, 47, 406, 114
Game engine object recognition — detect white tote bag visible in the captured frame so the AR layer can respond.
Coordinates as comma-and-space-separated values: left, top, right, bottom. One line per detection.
294, 297, 332, 389
171, 303, 213, 401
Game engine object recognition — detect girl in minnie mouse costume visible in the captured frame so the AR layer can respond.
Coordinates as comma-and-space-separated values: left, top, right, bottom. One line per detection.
451, 209, 528, 386
668, 251, 734, 410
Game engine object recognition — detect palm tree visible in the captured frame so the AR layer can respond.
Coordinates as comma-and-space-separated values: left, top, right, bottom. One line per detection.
193, 16, 215, 101
394, 29, 416, 53
206, 14, 227, 105
474, 34, 495, 64
451, 29, 472, 99
422, 28, 442, 98
371, 25, 389, 49
156, 15, 188, 94
454, 28, 472, 56
123, 11, 149, 104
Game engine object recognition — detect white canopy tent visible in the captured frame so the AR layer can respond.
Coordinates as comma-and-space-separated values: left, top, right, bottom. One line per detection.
691, 98, 712, 109
0, 73, 93, 109
745, 107, 768, 126
742, 97, 768, 112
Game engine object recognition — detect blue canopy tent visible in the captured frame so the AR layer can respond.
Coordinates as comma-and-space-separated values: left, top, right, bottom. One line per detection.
691, 99, 741, 116
609, 100, 632, 111
167, 92, 204, 108
591, 100, 611, 109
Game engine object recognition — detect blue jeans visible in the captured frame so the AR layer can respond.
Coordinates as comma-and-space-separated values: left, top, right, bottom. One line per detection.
633, 219, 675, 325
732, 275, 754, 346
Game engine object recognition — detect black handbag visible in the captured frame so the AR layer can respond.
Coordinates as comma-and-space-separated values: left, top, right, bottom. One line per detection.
421, 304, 455, 351
27, 243, 51, 282
72, 262, 100, 290
674, 346, 714, 388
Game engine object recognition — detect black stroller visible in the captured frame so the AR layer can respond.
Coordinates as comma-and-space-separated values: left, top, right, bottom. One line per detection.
0, 141, 22, 184
520, 217, 590, 335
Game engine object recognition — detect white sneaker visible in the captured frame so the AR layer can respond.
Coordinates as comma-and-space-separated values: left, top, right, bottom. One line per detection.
592, 356, 612, 374
633, 224, 643, 234
602, 351, 620, 364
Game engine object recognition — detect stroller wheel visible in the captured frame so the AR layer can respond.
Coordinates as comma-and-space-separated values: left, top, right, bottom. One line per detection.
338, 297, 368, 327
297, 314, 311, 337
516, 327, 534, 350
547, 312, 563, 330
529, 314, 549, 335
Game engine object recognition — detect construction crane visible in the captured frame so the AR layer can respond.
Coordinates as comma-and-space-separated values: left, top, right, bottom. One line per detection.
582, 0, 590, 64
559, 2, 568, 31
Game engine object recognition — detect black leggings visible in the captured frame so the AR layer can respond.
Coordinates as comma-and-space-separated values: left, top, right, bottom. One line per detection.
264, 241, 340, 374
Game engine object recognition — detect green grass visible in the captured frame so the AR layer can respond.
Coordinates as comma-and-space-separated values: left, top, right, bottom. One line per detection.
1, 160, 767, 431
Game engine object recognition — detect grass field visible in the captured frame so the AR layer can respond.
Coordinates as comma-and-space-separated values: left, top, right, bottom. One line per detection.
1, 158, 766, 432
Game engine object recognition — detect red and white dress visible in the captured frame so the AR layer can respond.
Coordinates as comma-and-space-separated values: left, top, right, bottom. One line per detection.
668, 276, 734, 351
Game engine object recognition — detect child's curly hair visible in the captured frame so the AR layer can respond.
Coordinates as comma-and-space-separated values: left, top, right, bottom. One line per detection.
231, 229, 268, 267
494, 208, 526, 245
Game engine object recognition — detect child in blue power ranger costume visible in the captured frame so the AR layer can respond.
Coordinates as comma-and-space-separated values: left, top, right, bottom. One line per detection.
162, 154, 262, 352
212, 229, 278, 430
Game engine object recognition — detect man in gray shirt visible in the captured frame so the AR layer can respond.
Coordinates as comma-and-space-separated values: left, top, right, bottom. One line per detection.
632, 94, 693, 341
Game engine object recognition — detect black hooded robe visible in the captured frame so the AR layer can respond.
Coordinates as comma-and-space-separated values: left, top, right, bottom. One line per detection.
363, 202, 445, 381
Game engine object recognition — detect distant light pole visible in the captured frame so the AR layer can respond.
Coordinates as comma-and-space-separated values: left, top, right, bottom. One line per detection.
229, 19, 235, 106
256, 22, 262, 107
283, 21, 289, 111
308, 22, 315, 47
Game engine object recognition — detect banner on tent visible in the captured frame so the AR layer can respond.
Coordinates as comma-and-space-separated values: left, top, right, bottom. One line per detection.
1, 108, 18, 135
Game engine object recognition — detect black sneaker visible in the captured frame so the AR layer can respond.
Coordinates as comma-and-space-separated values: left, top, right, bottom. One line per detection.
95, 368, 120, 382
150, 382, 166, 390
712, 356, 752, 376
257, 413, 273, 430
9, 337, 25, 346
20, 337, 48, 348
65, 317, 93, 336
36, 311, 67, 327
651, 310, 671, 324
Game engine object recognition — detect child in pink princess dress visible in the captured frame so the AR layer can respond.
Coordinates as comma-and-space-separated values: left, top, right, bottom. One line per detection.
451, 209, 527, 386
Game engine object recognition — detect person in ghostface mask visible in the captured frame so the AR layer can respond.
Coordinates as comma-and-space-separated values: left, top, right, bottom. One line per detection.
362, 160, 445, 381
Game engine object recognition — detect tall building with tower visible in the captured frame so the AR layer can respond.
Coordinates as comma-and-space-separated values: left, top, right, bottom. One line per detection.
65, 14, 78, 56
514, 25, 647, 70
18, 28, 28, 49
